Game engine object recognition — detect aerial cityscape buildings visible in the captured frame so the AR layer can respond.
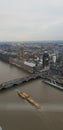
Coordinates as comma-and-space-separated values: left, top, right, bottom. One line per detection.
0, 41, 63, 81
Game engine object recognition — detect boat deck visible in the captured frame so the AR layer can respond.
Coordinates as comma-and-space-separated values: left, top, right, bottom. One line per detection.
17, 91, 40, 109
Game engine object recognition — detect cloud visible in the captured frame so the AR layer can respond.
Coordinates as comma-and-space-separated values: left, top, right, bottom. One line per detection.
0, 0, 63, 40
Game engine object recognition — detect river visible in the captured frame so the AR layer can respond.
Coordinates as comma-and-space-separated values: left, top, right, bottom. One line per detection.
0, 61, 63, 130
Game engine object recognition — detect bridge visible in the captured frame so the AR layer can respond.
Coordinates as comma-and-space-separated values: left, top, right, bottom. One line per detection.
0, 71, 48, 90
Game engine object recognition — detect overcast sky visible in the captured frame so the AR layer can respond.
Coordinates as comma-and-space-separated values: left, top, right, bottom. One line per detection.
0, 0, 63, 41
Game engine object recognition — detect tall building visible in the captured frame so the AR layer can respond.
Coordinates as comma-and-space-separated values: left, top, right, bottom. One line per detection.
18, 47, 24, 59
43, 51, 49, 68
52, 54, 56, 63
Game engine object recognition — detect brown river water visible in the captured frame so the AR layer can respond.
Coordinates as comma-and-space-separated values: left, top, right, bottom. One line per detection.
0, 61, 63, 130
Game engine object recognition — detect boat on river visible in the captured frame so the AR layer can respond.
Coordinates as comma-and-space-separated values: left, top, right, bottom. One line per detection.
17, 90, 40, 109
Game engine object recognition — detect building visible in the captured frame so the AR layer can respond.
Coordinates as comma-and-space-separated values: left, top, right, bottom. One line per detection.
43, 51, 49, 68
18, 47, 24, 59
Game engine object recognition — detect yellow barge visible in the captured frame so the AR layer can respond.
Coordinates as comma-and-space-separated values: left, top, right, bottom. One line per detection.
17, 91, 29, 99
17, 90, 40, 109
27, 97, 40, 109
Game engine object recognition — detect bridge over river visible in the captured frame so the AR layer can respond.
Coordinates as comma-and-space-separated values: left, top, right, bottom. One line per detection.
0, 70, 63, 91
0, 72, 46, 90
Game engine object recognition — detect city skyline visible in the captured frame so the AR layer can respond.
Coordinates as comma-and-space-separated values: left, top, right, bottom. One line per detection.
0, 0, 63, 41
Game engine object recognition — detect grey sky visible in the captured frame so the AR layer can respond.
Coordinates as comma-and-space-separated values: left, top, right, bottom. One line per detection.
0, 0, 63, 41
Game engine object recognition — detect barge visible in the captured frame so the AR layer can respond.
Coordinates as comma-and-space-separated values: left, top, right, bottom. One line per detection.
17, 90, 40, 109
17, 91, 29, 99
27, 97, 40, 109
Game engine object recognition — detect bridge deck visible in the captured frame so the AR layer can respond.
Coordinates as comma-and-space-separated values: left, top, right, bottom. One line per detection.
0, 73, 43, 90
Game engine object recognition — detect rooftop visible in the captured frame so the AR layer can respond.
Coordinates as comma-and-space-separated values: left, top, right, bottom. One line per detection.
24, 61, 35, 67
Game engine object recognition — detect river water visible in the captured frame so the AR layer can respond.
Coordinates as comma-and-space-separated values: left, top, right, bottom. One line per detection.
0, 61, 63, 130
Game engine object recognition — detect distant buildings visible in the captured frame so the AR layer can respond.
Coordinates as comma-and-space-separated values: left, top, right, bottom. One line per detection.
0, 41, 63, 74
